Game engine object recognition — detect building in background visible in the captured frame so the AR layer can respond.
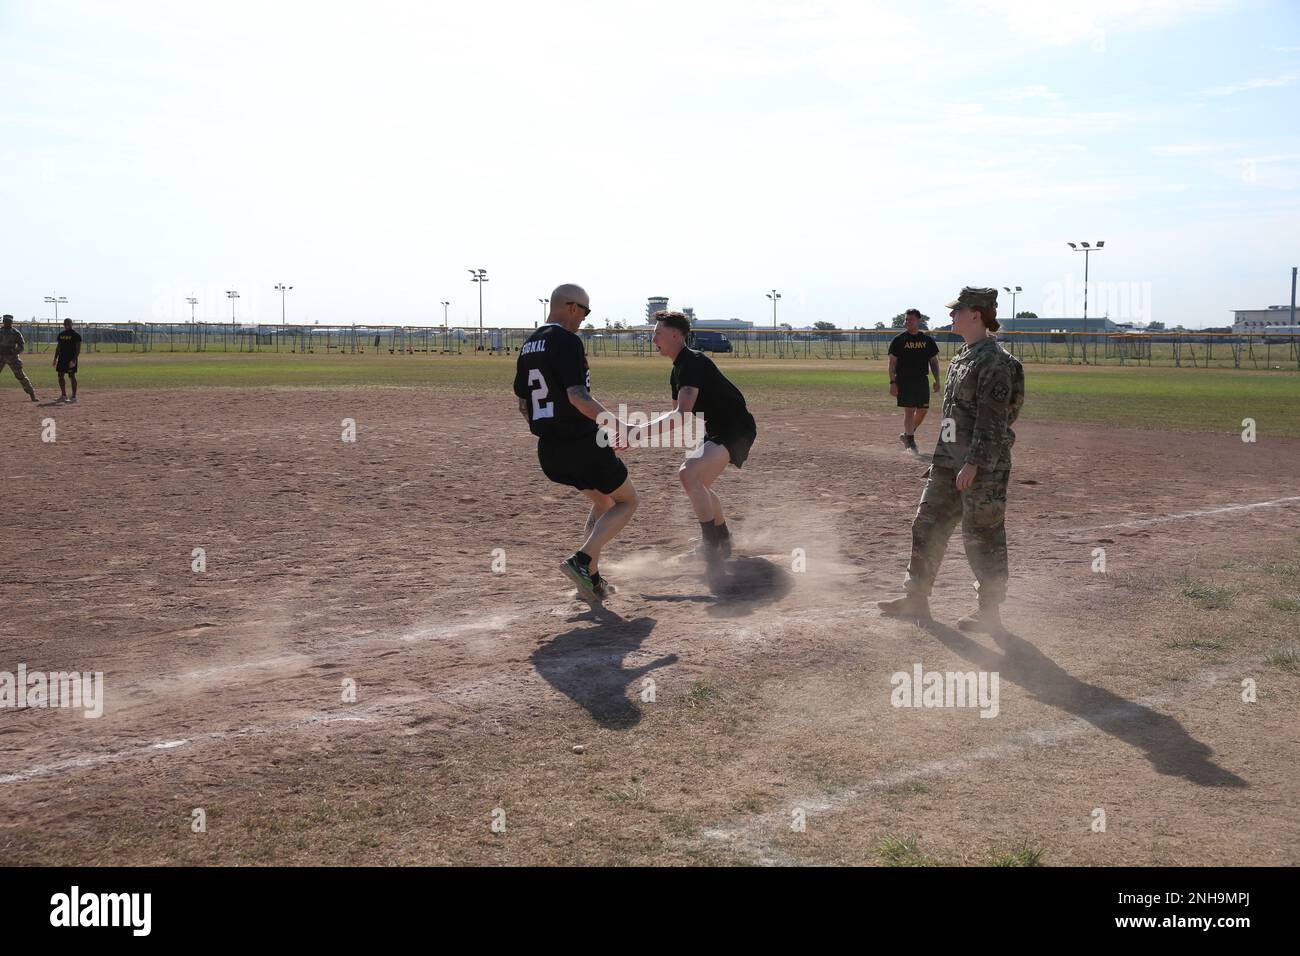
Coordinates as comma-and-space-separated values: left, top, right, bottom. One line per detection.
993, 316, 1122, 334
1233, 305, 1300, 334
646, 296, 669, 323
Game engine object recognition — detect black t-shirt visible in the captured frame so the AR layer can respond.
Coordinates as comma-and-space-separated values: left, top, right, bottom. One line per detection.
671, 348, 751, 437
513, 324, 596, 441
55, 329, 82, 359
889, 331, 938, 379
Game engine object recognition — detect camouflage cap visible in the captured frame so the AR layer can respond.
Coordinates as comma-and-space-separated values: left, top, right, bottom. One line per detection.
945, 287, 998, 311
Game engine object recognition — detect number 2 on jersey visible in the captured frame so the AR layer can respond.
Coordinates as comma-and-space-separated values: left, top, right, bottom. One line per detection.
528, 369, 554, 419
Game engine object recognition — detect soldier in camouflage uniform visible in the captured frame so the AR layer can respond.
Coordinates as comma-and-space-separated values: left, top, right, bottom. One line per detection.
0, 315, 39, 403
878, 287, 1025, 633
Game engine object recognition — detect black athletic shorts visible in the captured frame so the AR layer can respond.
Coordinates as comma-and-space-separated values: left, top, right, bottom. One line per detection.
896, 375, 931, 408
537, 435, 628, 495
704, 414, 758, 469
56, 359, 77, 374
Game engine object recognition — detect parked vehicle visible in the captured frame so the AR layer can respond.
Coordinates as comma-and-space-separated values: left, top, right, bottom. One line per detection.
690, 330, 733, 353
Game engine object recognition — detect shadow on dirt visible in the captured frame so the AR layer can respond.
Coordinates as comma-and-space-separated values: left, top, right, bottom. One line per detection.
531, 607, 676, 729
920, 620, 1247, 788
641, 556, 795, 619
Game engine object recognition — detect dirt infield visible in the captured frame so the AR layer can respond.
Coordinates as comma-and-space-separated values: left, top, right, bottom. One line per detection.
2, 387, 1298, 865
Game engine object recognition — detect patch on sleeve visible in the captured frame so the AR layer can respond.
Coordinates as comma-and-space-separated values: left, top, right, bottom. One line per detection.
990, 382, 1009, 402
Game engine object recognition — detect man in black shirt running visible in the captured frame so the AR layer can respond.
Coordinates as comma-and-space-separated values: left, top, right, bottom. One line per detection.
513, 283, 637, 603
632, 310, 756, 565
888, 308, 940, 452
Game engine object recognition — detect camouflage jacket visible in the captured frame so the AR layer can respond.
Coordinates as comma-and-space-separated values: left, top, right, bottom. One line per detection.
932, 335, 1025, 470
0, 327, 24, 356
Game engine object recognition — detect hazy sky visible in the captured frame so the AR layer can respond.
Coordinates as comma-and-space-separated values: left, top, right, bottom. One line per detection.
2, 0, 1298, 329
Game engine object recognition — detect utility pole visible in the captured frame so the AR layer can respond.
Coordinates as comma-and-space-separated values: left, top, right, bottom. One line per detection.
468, 269, 488, 351
274, 283, 293, 325
1002, 285, 1022, 349
44, 294, 67, 323
1067, 241, 1105, 323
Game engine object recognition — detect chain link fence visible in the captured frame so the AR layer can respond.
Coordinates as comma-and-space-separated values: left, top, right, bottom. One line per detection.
12, 322, 1300, 369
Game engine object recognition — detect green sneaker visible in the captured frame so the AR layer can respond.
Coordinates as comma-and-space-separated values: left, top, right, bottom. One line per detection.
561, 556, 601, 603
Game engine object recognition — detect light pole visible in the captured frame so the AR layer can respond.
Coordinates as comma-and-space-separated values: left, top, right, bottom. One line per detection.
186, 296, 198, 323
440, 300, 451, 352
44, 295, 67, 323
1067, 241, 1105, 323
468, 269, 488, 351
226, 290, 240, 324
274, 283, 293, 325
766, 289, 781, 330
538, 298, 549, 326
1002, 285, 1022, 339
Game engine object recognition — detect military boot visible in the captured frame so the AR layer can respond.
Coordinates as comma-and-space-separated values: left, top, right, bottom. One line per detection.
877, 593, 932, 620
956, 603, 1002, 634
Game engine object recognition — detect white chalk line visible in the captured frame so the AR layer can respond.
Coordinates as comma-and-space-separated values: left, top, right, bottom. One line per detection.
1067, 495, 1300, 533
697, 660, 1255, 866
0, 701, 394, 785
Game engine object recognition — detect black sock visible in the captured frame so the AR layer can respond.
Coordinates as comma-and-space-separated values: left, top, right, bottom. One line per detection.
590, 571, 603, 584
715, 522, 730, 539
574, 551, 592, 567
699, 521, 717, 542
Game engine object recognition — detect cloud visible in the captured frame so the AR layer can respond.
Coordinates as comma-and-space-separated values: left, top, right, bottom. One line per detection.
997, 85, 1061, 101
959, 0, 1235, 47
1203, 72, 1299, 96
1148, 143, 1242, 156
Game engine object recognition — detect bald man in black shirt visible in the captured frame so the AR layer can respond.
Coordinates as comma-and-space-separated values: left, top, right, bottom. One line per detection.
514, 283, 638, 602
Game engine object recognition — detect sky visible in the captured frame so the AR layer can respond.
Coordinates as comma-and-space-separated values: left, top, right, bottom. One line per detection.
2, 0, 1298, 329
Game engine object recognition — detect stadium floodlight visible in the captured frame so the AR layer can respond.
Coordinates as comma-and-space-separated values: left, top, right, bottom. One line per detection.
44, 295, 68, 323
1068, 241, 1105, 322
226, 290, 240, 324
274, 283, 293, 325
1003, 286, 1023, 334
766, 289, 782, 330
469, 269, 488, 351
186, 296, 198, 323
538, 298, 549, 325
440, 301, 450, 327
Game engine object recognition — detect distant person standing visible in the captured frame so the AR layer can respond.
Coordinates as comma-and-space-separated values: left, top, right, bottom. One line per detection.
878, 287, 1025, 633
53, 318, 82, 403
888, 308, 940, 452
0, 315, 38, 403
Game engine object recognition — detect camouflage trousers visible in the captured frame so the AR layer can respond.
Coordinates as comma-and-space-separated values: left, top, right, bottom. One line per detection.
903, 461, 1011, 605
1, 355, 36, 398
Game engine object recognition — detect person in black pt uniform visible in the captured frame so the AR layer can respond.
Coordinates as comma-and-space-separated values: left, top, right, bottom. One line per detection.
53, 318, 82, 404
632, 310, 756, 565
888, 308, 940, 452
513, 283, 637, 603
